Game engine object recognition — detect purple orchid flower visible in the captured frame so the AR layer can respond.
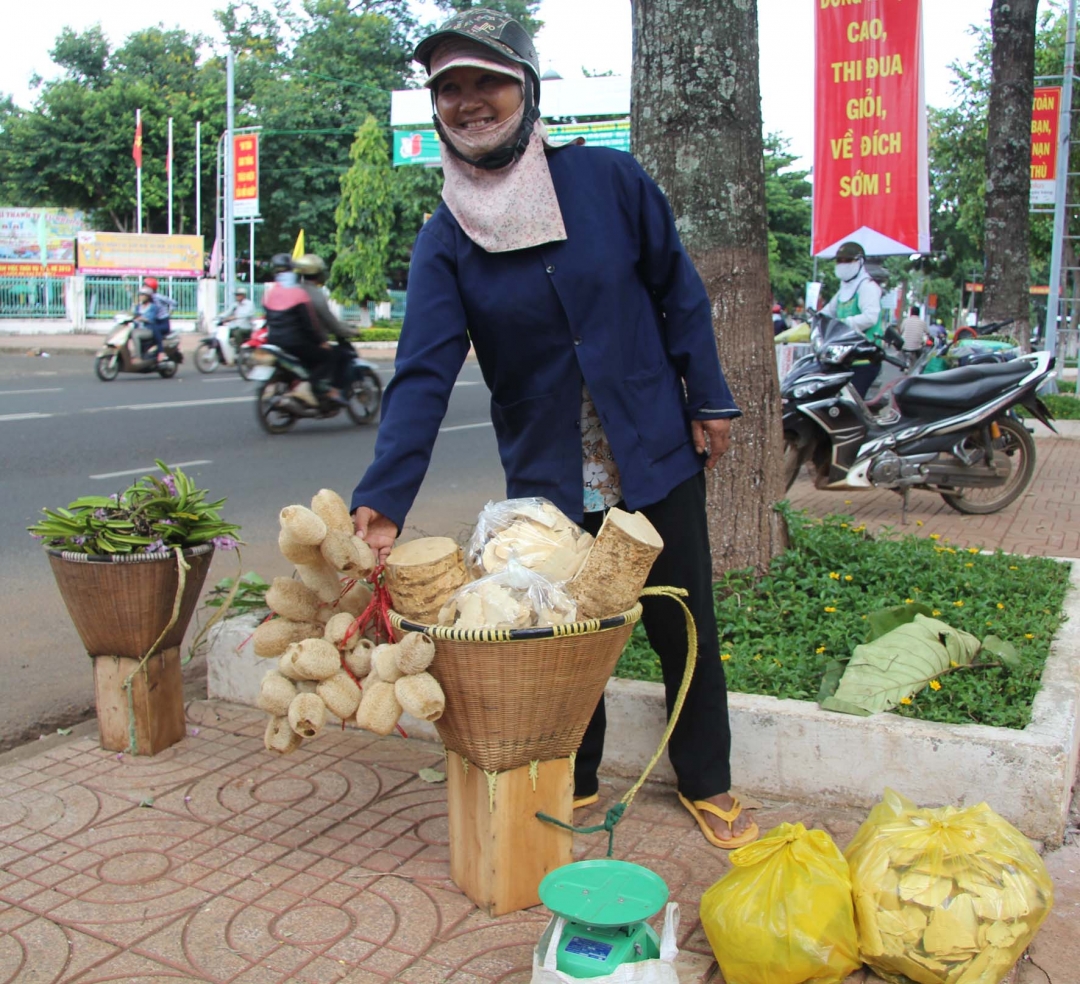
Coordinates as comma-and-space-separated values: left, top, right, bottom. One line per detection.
211, 536, 238, 551
161, 475, 178, 496
144, 539, 168, 554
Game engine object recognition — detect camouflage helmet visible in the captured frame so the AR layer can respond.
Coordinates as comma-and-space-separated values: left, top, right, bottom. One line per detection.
835, 241, 866, 262
414, 10, 541, 93
293, 253, 327, 278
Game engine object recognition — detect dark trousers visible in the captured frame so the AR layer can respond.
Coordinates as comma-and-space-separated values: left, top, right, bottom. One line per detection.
276, 335, 333, 393
574, 471, 732, 801
329, 341, 354, 391
851, 362, 880, 398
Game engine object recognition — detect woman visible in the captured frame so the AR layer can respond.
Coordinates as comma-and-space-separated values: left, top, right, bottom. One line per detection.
352, 10, 756, 849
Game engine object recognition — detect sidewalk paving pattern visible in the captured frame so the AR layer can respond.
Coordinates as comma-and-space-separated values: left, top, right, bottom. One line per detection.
1, 361, 1078, 980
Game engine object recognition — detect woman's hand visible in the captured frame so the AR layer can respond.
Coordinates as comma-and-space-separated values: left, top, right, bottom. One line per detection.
353, 506, 398, 563
692, 418, 732, 469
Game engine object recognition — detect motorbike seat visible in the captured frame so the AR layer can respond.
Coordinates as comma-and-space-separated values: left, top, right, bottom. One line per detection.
893, 359, 1032, 416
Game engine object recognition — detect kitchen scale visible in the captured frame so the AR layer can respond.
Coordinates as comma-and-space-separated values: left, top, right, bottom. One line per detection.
537, 860, 669, 979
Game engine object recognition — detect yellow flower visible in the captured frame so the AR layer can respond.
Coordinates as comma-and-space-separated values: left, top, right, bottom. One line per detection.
824, 606, 837, 613
844, 575, 853, 582
1025, 633, 1035, 640
721, 653, 732, 661
949, 661, 959, 668
916, 520, 924, 526
929, 533, 941, 540
853, 525, 866, 532
816, 646, 826, 654
968, 548, 980, 555
965, 563, 974, 568
932, 610, 942, 616
772, 658, 783, 667
929, 679, 942, 691
844, 500, 852, 505
753, 654, 762, 661
829, 571, 841, 580
1009, 565, 1019, 571
905, 598, 914, 604
899, 696, 913, 705
953, 600, 965, 607
996, 602, 1005, 610
840, 522, 849, 528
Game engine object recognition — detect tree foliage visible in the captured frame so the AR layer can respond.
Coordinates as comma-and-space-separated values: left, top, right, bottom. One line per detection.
331, 116, 394, 304
763, 134, 813, 307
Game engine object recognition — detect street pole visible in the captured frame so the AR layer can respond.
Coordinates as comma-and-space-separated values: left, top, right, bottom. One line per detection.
195, 120, 201, 239
135, 108, 143, 235
225, 50, 236, 302
167, 117, 174, 235
1045, 0, 1077, 388
249, 221, 255, 286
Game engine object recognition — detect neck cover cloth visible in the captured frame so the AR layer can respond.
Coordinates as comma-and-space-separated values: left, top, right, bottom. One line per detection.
429, 40, 567, 253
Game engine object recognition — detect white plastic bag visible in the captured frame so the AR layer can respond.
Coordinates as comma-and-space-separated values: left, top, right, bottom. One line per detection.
439, 557, 577, 629
530, 903, 681, 984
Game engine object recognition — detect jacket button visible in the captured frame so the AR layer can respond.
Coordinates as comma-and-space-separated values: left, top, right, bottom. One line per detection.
546, 265, 556, 274
573, 336, 582, 345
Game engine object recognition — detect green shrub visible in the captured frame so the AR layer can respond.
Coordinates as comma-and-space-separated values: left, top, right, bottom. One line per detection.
616, 507, 1071, 729
350, 327, 401, 342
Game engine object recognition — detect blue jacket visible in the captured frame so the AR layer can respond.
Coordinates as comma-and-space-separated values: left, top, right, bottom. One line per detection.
352, 144, 740, 530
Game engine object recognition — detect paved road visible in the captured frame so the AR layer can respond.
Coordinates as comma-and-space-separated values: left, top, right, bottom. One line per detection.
0, 352, 504, 750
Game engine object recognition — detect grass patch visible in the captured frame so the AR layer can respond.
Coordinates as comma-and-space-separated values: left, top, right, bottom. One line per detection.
615, 507, 1072, 729
1018, 391, 1080, 420
351, 327, 401, 342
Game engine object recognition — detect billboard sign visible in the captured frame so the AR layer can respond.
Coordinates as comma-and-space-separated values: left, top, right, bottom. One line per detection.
812, 0, 930, 257
1030, 86, 1061, 206
0, 207, 84, 276
233, 133, 260, 219
393, 119, 630, 166
76, 232, 204, 277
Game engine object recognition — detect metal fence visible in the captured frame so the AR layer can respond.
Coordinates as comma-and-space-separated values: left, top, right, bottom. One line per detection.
0, 277, 66, 319
85, 277, 200, 320
340, 289, 407, 324
1056, 328, 1080, 364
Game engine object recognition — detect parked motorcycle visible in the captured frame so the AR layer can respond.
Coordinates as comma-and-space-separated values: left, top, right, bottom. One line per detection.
195, 316, 263, 379
94, 315, 183, 381
251, 341, 382, 433
782, 314, 1056, 515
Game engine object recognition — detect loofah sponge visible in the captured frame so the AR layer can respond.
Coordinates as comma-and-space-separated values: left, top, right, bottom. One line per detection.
395, 632, 435, 675
265, 577, 322, 623
256, 671, 297, 716
252, 619, 324, 658
344, 639, 374, 678
288, 692, 327, 738
282, 638, 341, 681
395, 672, 445, 722
279, 504, 327, 545
355, 680, 402, 736
317, 671, 362, 720
311, 489, 353, 536
372, 644, 403, 683
264, 715, 303, 754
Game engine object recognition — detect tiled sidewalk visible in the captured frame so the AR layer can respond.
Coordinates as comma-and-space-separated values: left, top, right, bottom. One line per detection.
0, 700, 898, 984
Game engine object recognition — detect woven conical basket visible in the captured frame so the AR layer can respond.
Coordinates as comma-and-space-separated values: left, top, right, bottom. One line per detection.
389, 605, 642, 773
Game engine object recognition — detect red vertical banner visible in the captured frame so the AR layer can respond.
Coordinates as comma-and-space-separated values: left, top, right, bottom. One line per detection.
233, 133, 260, 218
1029, 86, 1061, 205
813, 0, 929, 257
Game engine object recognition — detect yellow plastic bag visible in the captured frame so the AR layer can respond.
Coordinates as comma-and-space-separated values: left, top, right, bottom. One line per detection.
700, 822, 861, 984
845, 789, 1054, 984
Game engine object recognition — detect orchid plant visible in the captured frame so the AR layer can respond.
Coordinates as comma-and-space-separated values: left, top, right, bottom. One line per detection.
28, 461, 241, 556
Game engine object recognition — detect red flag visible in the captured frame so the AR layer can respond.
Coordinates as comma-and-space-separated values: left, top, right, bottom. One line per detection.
132, 110, 143, 169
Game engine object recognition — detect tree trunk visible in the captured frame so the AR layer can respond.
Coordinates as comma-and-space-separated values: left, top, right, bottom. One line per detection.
981, 0, 1038, 349
631, 0, 786, 576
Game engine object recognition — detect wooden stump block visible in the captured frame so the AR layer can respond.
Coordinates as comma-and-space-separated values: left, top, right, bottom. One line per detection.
447, 754, 573, 916
93, 647, 187, 756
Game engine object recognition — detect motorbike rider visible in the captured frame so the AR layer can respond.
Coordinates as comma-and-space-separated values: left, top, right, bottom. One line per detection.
132, 287, 163, 361
137, 276, 177, 363
819, 241, 884, 396
262, 253, 337, 406
221, 287, 255, 335
293, 253, 354, 397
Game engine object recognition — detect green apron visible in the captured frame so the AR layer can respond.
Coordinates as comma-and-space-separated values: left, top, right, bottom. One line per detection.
836, 285, 885, 344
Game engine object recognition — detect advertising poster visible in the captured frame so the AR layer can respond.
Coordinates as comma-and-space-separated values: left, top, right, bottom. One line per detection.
1029, 86, 1061, 206
0, 207, 84, 276
812, 0, 930, 257
77, 232, 204, 277
234, 133, 260, 219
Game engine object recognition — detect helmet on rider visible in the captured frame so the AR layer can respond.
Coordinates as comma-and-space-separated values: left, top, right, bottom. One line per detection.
414, 10, 541, 171
270, 253, 294, 274
235, 287, 247, 297
142, 276, 159, 292
834, 241, 866, 283
293, 254, 327, 281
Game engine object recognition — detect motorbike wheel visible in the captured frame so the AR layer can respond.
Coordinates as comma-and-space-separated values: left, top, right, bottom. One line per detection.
157, 361, 178, 379
346, 367, 382, 425
257, 379, 297, 434
783, 434, 811, 492
195, 342, 220, 374
236, 348, 255, 381
95, 353, 120, 381
939, 417, 1036, 515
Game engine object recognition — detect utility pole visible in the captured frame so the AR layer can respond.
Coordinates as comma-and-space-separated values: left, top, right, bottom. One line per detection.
195, 120, 201, 239
225, 50, 236, 301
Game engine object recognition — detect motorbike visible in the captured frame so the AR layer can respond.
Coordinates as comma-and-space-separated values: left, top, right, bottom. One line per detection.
194, 316, 263, 379
250, 339, 382, 433
94, 315, 184, 381
782, 314, 1056, 516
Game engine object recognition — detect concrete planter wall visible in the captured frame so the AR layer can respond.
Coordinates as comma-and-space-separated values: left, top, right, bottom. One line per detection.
207, 562, 1080, 845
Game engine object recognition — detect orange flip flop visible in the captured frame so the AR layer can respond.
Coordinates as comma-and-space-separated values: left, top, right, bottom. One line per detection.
678, 792, 759, 850
573, 792, 599, 810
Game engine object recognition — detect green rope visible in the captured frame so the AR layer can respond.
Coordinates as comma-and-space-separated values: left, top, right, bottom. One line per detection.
534, 586, 697, 857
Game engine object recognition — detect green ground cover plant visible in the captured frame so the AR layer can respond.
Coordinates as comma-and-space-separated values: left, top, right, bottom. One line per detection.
351, 327, 401, 342
615, 506, 1072, 729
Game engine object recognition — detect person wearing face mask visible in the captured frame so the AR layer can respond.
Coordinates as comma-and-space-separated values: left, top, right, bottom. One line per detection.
350, 11, 756, 850
820, 240, 885, 396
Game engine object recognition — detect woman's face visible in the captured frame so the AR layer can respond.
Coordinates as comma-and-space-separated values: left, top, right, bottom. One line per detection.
434, 66, 523, 130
